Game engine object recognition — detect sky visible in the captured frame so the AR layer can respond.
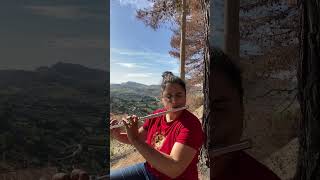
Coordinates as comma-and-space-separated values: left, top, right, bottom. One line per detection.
0, 0, 107, 71
110, 0, 180, 85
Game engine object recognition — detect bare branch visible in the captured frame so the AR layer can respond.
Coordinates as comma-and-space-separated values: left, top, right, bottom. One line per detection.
249, 88, 298, 100
279, 94, 298, 113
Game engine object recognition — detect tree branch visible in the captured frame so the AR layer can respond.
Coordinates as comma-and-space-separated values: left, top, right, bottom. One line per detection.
279, 94, 298, 113
249, 87, 298, 100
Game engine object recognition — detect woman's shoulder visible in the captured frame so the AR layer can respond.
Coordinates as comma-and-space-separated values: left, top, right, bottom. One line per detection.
178, 110, 202, 130
183, 110, 201, 123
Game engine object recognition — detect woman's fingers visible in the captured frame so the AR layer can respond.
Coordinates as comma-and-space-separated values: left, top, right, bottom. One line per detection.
122, 117, 129, 128
111, 115, 138, 126
132, 115, 138, 124
121, 115, 138, 129
110, 119, 119, 125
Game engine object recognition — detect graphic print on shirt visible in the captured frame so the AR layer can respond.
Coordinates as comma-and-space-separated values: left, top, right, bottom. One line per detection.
151, 131, 166, 150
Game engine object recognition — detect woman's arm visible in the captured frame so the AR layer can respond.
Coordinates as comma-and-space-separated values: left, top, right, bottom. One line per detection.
132, 139, 197, 178
124, 116, 198, 178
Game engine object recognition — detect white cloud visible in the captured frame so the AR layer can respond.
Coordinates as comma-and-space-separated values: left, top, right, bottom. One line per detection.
127, 73, 153, 78
111, 48, 169, 58
118, 0, 153, 9
169, 68, 179, 75
111, 48, 174, 65
24, 5, 99, 19
115, 63, 146, 68
155, 59, 178, 65
110, 48, 180, 85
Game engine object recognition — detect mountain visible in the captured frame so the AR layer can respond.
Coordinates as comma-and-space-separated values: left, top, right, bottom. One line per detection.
111, 81, 160, 97
41, 62, 106, 83
110, 82, 161, 116
0, 62, 107, 94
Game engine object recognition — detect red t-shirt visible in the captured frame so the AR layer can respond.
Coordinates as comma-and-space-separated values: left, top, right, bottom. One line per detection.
213, 151, 281, 180
143, 108, 204, 180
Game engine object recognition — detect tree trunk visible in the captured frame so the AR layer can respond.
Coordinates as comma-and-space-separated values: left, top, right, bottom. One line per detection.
200, 0, 241, 176
180, 0, 187, 81
224, 0, 240, 58
296, 1, 320, 180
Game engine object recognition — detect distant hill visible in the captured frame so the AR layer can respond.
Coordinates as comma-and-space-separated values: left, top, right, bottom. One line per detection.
39, 62, 106, 83
0, 62, 106, 86
111, 81, 160, 97
110, 82, 161, 116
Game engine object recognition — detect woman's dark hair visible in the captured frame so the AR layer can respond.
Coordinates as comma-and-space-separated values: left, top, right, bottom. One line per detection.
161, 71, 186, 94
211, 49, 244, 104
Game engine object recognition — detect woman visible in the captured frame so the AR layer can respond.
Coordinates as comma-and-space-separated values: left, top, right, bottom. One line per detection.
110, 71, 204, 180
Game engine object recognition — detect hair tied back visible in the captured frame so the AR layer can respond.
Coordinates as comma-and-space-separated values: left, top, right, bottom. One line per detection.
162, 71, 175, 81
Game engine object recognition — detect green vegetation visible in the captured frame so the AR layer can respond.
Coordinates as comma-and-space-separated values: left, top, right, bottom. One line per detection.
110, 82, 161, 117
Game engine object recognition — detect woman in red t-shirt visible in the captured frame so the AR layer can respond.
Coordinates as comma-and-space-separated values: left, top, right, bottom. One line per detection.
110, 71, 204, 180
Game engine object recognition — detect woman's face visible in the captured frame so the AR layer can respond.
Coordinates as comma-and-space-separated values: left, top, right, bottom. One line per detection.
161, 83, 186, 110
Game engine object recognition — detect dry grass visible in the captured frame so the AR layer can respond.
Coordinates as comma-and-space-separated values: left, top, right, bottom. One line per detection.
186, 92, 204, 112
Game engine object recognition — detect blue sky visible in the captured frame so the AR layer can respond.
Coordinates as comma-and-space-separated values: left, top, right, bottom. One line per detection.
110, 0, 180, 85
0, 0, 107, 70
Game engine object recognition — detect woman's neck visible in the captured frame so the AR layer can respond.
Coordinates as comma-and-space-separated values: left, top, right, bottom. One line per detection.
165, 111, 182, 122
